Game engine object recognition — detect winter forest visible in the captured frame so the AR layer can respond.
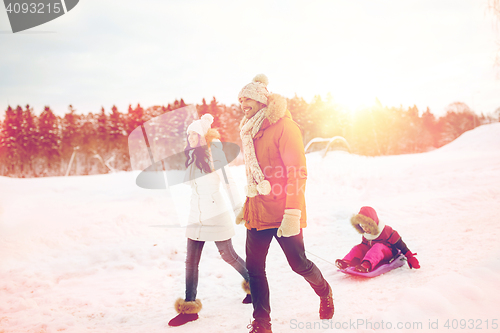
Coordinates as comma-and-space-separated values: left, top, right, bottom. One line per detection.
1, 96, 499, 178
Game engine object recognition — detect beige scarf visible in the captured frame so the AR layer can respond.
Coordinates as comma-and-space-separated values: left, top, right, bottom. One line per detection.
240, 108, 271, 197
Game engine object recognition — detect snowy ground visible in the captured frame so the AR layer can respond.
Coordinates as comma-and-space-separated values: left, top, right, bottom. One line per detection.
1, 123, 500, 333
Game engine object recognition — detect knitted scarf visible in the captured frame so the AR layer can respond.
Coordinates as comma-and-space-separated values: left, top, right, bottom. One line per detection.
240, 108, 271, 197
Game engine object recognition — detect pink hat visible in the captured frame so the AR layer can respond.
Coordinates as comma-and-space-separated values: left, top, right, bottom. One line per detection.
358, 206, 379, 225
350, 206, 380, 235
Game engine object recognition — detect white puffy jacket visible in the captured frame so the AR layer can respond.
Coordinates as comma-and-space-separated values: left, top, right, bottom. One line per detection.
185, 140, 242, 241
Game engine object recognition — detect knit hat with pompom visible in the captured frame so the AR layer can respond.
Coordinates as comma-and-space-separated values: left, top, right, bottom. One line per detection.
186, 113, 214, 137
238, 74, 270, 105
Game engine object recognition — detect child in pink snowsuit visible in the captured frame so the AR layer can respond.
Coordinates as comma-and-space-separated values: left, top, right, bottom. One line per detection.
336, 206, 420, 273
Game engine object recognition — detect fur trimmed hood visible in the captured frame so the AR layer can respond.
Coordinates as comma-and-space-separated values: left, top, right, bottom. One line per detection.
206, 128, 221, 146
264, 93, 287, 125
350, 206, 382, 237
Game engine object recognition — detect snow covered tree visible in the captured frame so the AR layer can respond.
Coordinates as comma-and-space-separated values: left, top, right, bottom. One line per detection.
0, 105, 40, 176
61, 105, 80, 169
194, 97, 228, 140
0, 106, 22, 175
218, 103, 243, 147
421, 107, 440, 150
439, 102, 479, 145
13, 106, 26, 173
107, 105, 130, 171
400, 105, 422, 154
489, 0, 500, 69
287, 95, 308, 125
491, 0, 500, 22
494, 107, 500, 122
126, 104, 145, 135
208, 97, 223, 130
109, 105, 125, 141
38, 106, 61, 175
197, 98, 210, 117
20, 105, 39, 176
97, 107, 109, 151
307, 95, 328, 139
288, 94, 313, 144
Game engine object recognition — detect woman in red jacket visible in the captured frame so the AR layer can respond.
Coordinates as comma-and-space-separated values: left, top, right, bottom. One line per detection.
336, 206, 420, 273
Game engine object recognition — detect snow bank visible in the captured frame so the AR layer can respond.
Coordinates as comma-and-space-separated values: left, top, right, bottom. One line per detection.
437, 122, 500, 152
1, 124, 499, 332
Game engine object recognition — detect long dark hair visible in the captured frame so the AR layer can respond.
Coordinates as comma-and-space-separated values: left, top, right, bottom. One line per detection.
184, 135, 212, 174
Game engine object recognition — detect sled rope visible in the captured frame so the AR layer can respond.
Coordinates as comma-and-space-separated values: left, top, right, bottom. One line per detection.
305, 250, 337, 267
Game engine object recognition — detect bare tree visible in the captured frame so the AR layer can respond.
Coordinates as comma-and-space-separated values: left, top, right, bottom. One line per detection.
490, 0, 500, 69
490, 0, 500, 21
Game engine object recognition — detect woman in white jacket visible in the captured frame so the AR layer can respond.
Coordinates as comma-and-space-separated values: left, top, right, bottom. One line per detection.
168, 114, 251, 327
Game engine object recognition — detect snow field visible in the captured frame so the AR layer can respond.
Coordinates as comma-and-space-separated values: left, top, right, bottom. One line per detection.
1, 123, 499, 332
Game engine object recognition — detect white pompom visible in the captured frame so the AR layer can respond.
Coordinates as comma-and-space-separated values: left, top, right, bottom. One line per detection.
257, 180, 271, 195
253, 74, 269, 87
201, 113, 214, 125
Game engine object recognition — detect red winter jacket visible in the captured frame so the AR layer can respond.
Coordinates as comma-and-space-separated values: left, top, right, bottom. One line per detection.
241, 97, 307, 231
361, 225, 410, 255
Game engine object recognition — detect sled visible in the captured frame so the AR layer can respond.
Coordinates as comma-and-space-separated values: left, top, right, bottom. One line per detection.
338, 252, 406, 278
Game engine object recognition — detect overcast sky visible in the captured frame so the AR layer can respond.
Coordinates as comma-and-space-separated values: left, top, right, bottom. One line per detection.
0, 0, 499, 117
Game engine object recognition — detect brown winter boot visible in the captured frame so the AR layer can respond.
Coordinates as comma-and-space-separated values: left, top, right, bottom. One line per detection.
247, 320, 272, 333
335, 258, 360, 269
168, 298, 202, 327
242, 280, 252, 304
335, 259, 350, 270
319, 284, 334, 319
354, 260, 372, 273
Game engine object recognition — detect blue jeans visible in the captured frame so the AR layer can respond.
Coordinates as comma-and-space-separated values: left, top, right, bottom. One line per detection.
246, 228, 330, 329
185, 238, 249, 301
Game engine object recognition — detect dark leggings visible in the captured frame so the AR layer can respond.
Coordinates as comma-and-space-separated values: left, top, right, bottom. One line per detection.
185, 238, 249, 301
